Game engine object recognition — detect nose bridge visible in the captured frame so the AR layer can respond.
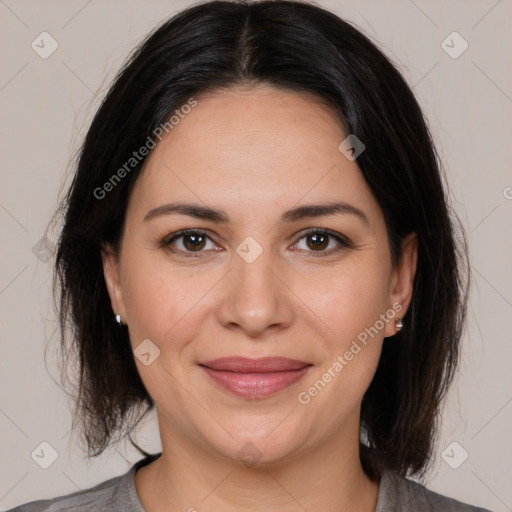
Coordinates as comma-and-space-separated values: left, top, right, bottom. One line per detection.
217, 240, 293, 335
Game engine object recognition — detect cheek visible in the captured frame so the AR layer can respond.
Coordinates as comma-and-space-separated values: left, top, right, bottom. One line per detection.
122, 270, 171, 342
295, 263, 388, 429
292, 253, 392, 343
290, 252, 391, 408
120, 251, 217, 349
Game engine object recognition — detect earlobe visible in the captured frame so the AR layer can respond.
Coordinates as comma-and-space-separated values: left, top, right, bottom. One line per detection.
385, 232, 418, 337
101, 244, 127, 324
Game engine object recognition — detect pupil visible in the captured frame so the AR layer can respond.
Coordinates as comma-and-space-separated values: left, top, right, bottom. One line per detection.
185, 234, 205, 251
308, 233, 328, 250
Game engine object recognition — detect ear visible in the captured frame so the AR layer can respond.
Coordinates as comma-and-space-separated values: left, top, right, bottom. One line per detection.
101, 243, 127, 325
384, 232, 418, 337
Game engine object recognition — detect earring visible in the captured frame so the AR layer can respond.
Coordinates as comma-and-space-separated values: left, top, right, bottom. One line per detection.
395, 318, 403, 332
115, 314, 122, 326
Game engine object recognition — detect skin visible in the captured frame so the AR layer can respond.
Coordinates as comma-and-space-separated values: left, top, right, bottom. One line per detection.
102, 84, 417, 512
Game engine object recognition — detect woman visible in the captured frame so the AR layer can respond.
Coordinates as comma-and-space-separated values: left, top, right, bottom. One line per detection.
8, 0, 492, 510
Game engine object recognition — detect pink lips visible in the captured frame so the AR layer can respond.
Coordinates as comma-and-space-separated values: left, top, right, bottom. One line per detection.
198, 357, 312, 398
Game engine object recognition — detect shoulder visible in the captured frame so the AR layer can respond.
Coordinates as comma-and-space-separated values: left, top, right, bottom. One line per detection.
4, 467, 137, 512
5, 452, 161, 512
377, 471, 494, 512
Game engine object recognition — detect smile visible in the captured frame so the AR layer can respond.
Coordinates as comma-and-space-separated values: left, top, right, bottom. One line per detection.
198, 357, 312, 399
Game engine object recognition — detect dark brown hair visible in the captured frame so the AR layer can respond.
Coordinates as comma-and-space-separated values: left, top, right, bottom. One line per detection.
52, 0, 469, 478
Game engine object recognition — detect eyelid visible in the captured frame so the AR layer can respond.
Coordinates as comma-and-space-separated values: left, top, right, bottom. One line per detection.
294, 227, 353, 246
162, 228, 353, 256
161, 228, 218, 253
291, 228, 353, 257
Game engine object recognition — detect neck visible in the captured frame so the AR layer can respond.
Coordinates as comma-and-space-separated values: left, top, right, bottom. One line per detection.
135, 412, 380, 512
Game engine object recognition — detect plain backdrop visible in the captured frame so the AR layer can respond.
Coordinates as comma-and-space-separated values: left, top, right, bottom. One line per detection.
1, 0, 511, 510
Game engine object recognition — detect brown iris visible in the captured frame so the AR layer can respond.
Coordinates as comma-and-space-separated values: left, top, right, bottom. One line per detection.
183, 233, 207, 251
306, 233, 329, 251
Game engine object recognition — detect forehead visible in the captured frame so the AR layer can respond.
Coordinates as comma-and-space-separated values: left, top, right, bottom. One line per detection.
128, 85, 382, 226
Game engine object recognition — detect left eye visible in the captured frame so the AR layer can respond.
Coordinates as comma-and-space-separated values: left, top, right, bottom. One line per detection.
292, 230, 349, 255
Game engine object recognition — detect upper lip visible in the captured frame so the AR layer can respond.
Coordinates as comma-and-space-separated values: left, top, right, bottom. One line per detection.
198, 357, 311, 373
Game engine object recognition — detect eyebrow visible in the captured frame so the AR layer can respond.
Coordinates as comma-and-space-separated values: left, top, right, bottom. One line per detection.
144, 201, 369, 225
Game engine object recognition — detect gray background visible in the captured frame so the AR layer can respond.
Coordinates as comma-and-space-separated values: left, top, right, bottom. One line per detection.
1, 0, 511, 510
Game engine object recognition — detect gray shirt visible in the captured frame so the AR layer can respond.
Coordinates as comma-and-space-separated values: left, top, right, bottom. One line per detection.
6, 452, 493, 511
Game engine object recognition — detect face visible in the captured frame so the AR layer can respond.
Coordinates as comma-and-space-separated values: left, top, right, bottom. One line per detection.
103, 85, 416, 467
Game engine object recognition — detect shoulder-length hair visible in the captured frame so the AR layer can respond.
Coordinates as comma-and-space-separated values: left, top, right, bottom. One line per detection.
53, 0, 468, 478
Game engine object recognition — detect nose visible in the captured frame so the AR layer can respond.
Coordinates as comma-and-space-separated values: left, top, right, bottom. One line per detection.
216, 250, 294, 338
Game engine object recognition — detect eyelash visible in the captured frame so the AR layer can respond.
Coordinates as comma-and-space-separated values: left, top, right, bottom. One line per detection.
161, 228, 353, 258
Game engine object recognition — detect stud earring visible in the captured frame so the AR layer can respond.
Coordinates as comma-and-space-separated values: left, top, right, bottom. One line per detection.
115, 314, 122, 326
395, 318, 403, 332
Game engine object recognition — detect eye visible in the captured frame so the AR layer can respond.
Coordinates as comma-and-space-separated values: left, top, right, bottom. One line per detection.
291, 229, 352, 256
162, 228, 352, 258
164, 229, 218, 256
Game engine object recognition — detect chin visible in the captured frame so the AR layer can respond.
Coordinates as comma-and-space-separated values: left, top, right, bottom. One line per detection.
199, 420, 310, 469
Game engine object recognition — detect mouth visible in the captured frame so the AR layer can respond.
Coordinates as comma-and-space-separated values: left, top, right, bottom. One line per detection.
198, 357, 312, 399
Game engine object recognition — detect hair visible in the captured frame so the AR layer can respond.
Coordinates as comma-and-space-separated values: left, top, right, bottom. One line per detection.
52, 0, 469, 478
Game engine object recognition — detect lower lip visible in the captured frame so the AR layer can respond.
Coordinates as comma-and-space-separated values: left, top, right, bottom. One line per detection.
201, 366, 311, 398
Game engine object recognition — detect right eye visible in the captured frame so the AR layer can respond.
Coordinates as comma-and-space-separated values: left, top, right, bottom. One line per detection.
163, 229, 220, 257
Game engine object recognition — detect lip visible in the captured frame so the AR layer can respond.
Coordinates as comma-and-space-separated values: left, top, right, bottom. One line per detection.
198, 357, 312, 399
